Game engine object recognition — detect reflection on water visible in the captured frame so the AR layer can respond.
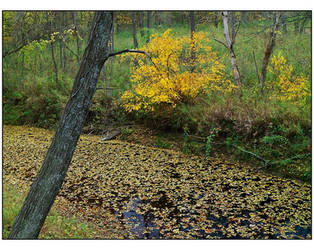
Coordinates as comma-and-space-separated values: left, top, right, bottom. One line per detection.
117, 191, 311, 239
121, 197, 160, 239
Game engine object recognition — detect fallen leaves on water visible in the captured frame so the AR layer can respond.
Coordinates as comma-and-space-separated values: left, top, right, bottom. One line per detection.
2, 125, 312, 239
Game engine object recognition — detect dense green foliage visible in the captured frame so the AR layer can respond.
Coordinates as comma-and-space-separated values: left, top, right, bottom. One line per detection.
3, 11, 311, 181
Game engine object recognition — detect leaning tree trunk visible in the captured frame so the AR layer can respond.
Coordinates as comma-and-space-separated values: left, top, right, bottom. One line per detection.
8, 11, 113, 239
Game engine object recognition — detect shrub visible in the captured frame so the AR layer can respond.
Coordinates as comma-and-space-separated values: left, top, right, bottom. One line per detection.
266, 51, 310, 104
120, 29, 237, 118
3, 75, 71, 128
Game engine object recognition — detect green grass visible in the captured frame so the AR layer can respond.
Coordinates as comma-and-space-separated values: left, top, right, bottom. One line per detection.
3, 20, 311, 126
113, 21, 311, 183
112, 20, 311, 91
3, 17, 311, 182
2, 183, 96, 239
155, 135, 172, 149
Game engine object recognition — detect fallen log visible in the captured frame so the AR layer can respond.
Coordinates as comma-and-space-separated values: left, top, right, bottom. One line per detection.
101, 128, 121, 141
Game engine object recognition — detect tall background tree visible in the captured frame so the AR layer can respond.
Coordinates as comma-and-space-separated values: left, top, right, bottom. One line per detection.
260, 11, 281, 92
146, 11, 152, 43
214, 11, 242, 91
131, 11, 138, 48
3, 11, 311, 205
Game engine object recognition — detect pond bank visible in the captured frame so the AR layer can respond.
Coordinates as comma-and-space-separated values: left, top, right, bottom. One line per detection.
3, 125, 312, 239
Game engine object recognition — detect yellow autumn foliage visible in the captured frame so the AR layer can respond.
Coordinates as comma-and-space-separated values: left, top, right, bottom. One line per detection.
267, 52, 310, 103
120, 29, 237, 113
116, 14, 132, 25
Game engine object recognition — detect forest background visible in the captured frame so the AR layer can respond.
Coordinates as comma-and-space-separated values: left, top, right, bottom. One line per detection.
2, 11, 312, 182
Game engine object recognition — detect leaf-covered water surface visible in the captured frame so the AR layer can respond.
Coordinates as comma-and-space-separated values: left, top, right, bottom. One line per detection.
3, 125, 312, 239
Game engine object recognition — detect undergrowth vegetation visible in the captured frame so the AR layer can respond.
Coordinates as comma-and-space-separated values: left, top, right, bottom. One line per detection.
2, 183, 95, 239
3, 11, 311, 182
116, 26, 311, 181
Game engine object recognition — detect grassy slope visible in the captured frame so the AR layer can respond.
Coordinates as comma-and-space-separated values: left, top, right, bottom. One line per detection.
2, 183, 97, 239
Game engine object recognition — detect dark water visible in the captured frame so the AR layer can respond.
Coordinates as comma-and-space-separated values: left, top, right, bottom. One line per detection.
117, 192, 312, 239
121, 197, 160, 239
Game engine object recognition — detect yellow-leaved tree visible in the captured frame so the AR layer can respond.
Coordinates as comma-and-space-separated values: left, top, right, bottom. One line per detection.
120, 29, 237, 115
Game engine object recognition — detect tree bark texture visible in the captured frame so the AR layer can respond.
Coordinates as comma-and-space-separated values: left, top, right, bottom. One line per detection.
260, 12, 281, 92
221, 11, 242, 89
230, 11, 236, 39
8, 11, 113, 239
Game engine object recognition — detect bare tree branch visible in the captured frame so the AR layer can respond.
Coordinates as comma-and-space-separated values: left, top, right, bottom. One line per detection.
108, 49, 159, 70
108, 48, 147, 57
229, 143, 267, 164
213, 38, 228, 49
61, 40, 80, 64
3, 44, 26, 58
231, 21, 241, 45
